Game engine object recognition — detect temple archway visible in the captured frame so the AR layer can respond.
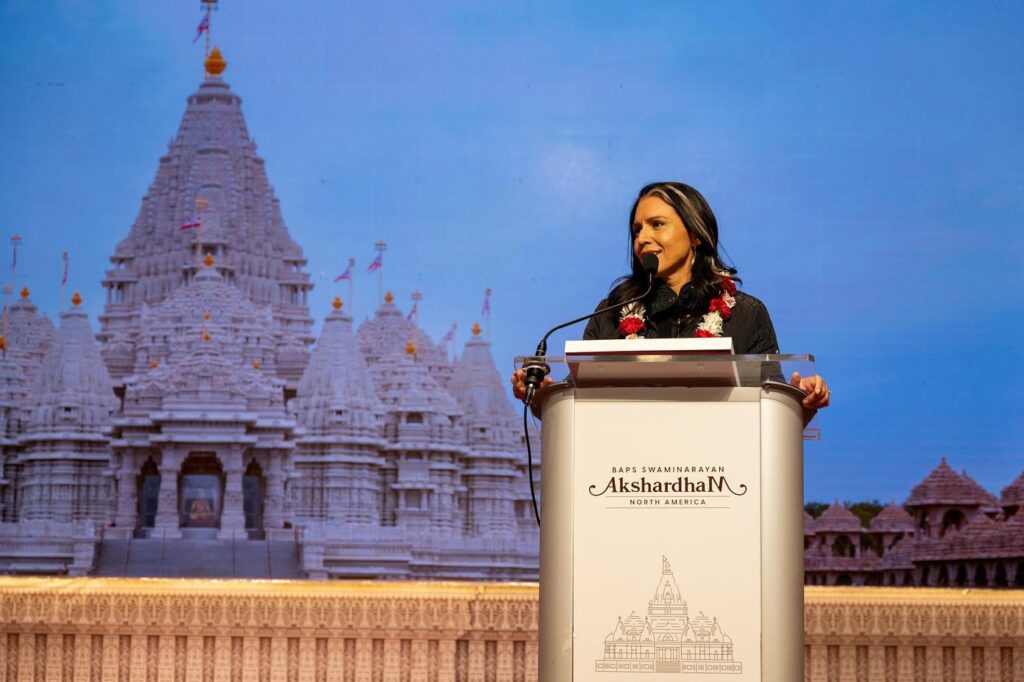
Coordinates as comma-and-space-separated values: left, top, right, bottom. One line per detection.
940, 509, 966, 537
955, 564, 968, 586
832, 535, 855, 558
243, 458, 265, 537
993, 563, 1008, 587
178, 453, 224, 530
136, 458, 160, 534
975, 564, 989, 587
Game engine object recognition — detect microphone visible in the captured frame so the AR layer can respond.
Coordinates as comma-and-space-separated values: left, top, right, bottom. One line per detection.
521, 252, 659, 405
640, 251, 660, 276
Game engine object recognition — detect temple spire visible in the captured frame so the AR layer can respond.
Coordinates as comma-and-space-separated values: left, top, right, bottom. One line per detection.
18, 298, 116, 524
448, 323, 522, 536
97, 44, 314, 386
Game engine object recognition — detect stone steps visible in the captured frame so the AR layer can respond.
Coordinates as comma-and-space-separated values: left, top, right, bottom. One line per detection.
93, 538, 303, 579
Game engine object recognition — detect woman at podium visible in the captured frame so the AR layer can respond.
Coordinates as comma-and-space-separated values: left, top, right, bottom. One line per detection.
511, 181, 830, 414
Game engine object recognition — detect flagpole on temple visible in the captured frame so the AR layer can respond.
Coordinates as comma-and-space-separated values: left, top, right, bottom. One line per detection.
195, 197, 208, 272
5, 234, 21, 339
410, 291, 421, 324
10, 234, 20, 287
482, 287, 492, 339
442, 322, 457, 362
347, 257, 355, 317
60, 251, 69, 312
373, 241, 387, 306
201, 0, 216, 58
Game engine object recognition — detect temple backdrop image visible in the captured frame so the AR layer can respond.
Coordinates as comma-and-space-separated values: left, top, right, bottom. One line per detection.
0, 4, 1023, 681
0, 1, 1019, 585
0, 48, 539, 579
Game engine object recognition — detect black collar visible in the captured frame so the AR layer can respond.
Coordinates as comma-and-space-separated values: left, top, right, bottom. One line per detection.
649, 279, 695, 316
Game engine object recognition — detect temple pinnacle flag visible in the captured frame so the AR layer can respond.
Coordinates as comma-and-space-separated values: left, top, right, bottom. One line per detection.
481, 288, 492, 317
367, 253, 383, 273
179, 213, 202, 230
406, 301, 418, 321
193, 11, 210, 43
440, 323, 457, 344
333, 261, 354, 282
61, 251, 68, 286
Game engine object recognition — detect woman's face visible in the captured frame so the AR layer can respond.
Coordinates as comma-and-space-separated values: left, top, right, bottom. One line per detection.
631, 195, 699, 288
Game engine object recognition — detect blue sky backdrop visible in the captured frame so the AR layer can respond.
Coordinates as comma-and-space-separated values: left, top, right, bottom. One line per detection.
1, 0, 1021, 503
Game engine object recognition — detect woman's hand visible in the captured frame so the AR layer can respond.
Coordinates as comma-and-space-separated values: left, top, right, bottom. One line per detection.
511, 369, 553, 404
790, 372, 830, 425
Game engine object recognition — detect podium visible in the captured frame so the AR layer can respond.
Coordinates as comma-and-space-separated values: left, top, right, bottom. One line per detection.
532, 344, 812, 681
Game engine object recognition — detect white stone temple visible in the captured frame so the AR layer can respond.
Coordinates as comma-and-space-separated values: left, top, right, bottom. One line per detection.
0, 48, 539, 579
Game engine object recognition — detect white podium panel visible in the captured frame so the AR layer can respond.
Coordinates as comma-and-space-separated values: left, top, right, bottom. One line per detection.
574, 389, 760, 679
539, 384, 804, 681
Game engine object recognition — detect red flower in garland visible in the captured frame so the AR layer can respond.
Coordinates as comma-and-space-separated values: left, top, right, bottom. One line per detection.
709, 297, 733, 320
695, 276, 737, 338
618, 317, 645, 336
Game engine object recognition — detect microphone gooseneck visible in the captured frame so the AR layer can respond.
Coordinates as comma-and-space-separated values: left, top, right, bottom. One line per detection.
519, 253, 659, 526
520, 253, 659, 406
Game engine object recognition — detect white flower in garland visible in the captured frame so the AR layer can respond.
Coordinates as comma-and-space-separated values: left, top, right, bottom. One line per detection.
696, 312, 724, 337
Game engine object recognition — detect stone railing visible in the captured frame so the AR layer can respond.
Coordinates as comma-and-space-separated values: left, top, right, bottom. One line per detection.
804, 586, 1024, 681
0, 578, 538, 681
1, 580, 1023, 681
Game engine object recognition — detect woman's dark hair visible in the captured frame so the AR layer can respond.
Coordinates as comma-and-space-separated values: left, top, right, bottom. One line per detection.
605, 182, 739, 319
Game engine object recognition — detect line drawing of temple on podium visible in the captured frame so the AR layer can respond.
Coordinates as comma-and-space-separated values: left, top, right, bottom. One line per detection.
595, 557, 742, 675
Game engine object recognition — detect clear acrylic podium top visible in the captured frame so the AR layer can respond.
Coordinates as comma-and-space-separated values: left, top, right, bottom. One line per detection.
515, 338, 820, 437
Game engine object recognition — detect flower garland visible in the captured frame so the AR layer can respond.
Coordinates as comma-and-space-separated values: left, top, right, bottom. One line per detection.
617, 302, 646, 339
618, 277, 737, 339
695, 277, 736, 337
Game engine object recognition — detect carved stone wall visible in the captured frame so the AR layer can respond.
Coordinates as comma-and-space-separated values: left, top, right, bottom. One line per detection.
0, 578, 538, 681
804, 586, 1024, 681
1, 581, 1022, 681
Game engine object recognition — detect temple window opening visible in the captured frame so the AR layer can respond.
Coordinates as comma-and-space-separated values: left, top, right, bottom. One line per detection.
178, 453, 224, 531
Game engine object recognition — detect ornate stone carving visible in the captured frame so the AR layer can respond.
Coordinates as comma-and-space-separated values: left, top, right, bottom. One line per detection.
2, 580, 1023, 680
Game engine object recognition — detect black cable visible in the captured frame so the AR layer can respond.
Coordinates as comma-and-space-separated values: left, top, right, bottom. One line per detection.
524, 402, 541, 526
518, 254, 660, 527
